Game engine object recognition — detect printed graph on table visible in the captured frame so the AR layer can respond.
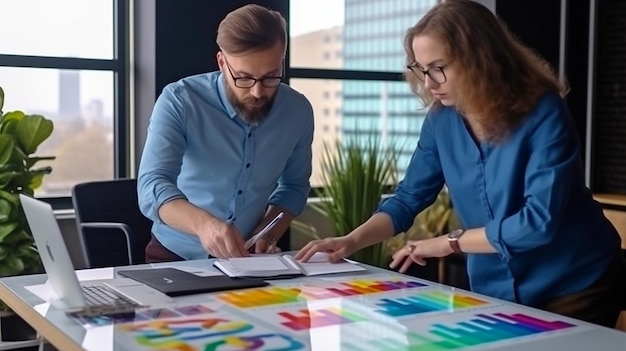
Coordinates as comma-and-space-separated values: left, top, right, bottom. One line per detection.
278, 307, 368, 331
374, 290, 490, 317
340, 311, 578, 351
217, 278, 427, 308
115, 306, 307, 351
271, 291, 489, 331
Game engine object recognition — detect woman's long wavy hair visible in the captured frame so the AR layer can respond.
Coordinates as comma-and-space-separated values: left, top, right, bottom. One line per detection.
404, 0, 567, 142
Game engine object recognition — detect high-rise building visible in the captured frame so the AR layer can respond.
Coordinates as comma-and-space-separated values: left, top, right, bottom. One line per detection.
58, 70, 81, 120
291, 26, 343, 186
343, 0, 437, 176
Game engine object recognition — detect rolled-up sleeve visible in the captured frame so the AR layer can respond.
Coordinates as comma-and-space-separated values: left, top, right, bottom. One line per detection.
137, 85, 188, 223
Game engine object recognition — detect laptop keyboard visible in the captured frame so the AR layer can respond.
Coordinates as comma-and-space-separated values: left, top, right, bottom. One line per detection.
65, 284, 142, 318
82, 284, 139, 307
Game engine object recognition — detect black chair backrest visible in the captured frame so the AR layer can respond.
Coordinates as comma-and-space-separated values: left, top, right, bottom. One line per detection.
72, 178, 153, 268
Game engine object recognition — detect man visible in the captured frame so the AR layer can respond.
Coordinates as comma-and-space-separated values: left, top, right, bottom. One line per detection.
137, 4, 314, 261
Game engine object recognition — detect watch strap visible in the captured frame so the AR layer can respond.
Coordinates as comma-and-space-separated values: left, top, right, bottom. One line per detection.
447, 229, 465, 253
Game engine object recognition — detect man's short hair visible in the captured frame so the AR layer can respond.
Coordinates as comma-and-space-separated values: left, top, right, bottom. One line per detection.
216, 4, 287, 55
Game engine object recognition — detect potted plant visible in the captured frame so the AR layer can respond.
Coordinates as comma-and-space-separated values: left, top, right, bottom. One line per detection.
0, 85, 55, 341
309, 136, 398, 267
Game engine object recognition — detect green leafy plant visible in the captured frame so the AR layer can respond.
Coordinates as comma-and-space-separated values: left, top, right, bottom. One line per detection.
310, 136, 398, 267
0, 86, 55, 311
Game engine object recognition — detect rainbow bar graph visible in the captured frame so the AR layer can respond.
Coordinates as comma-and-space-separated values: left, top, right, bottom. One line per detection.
344, 312, 576, 351
279, 307, 367, 330
217, 279, 427, 308
375, 291, 489, 317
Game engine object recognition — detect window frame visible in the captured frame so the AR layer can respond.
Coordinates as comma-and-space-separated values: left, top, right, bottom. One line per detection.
0, 0, 130, 208
286, 69, 406, 199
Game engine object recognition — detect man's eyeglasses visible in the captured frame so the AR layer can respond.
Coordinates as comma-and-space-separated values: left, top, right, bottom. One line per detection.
407, 62, 448, 85
224, 57, 284, 88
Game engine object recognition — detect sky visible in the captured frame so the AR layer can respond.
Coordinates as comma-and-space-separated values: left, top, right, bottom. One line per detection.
289, 0, 345, 37
0, 0, 113, 116
0, 0, 343, 116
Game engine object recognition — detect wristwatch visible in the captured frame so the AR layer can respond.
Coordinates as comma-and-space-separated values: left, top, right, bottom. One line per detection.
447, 229, 466, 253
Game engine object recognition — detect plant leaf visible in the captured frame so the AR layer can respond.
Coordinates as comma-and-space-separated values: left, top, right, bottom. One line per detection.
16, 114, 53, 155
0, 222, 19, 242
314, 134, 398, 267
0, 135, 15, 166
0, 86, 4, 113
0, 111, 24, 134
0, 256, 25, 276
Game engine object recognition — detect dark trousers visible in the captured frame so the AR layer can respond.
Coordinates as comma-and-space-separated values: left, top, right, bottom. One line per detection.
144, 234, 185, 263
537, 254, 626, 328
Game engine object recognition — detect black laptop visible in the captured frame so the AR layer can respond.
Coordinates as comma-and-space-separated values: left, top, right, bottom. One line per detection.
118, 268, 267, 296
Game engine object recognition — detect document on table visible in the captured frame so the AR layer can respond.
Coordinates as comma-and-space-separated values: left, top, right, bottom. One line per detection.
213, 252, 367, 278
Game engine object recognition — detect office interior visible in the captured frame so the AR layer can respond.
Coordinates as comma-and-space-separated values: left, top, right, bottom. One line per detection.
1, 0, 625, 345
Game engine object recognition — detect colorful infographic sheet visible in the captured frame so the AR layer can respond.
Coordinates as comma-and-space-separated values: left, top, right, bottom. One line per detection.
109, 272, 589, 351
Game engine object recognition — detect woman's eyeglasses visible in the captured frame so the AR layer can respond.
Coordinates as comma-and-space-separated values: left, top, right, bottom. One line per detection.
407, 62, 447, 84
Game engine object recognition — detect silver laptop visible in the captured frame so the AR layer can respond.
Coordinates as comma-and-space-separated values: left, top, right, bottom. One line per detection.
19, 194, 173, 316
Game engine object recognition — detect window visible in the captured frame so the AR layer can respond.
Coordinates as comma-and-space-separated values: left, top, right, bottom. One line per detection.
291, 77, 425, 187
0, 0, 129, 199
289, 0, 436, 187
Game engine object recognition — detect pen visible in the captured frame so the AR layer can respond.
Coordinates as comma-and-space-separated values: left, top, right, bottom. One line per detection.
245, 212, 284, 251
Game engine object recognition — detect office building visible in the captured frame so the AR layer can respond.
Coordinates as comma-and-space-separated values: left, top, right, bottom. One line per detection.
343, 0, 437, 175
58, 70, 81, 120
291, 26, 343, 186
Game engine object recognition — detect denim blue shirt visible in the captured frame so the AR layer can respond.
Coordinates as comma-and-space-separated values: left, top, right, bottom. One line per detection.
137, 72, 314, 260
379, 92, 621, 306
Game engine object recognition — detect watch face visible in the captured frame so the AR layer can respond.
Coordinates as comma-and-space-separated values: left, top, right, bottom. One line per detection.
448, 229, 465, 239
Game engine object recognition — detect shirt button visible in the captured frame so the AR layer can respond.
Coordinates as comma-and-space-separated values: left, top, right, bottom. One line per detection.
246, 163, 251, 168
237, 190, 243, 195
227, 214, 233, 219
247, 132, 252, 138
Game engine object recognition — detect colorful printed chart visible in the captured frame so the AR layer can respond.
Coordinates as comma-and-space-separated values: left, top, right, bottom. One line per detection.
374, 290, 489, 317
216, 277, 427, 308
111, 274, 590, 351
116, 307, 306, 351
338, 306, 581, 351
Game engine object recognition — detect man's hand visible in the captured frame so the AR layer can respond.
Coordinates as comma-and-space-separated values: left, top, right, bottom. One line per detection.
197, 220, 249, 258
245, 234, 282, 254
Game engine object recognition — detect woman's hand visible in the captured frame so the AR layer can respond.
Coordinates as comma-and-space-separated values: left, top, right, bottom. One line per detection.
294, 236, 359, 263
389, 235, 454, 273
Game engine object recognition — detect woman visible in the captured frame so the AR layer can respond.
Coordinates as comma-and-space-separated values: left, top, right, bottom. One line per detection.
296, 0, 625, 328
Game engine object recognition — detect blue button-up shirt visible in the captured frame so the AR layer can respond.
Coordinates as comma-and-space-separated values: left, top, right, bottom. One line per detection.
379, 92, 622, 306
138, 72, 314, 260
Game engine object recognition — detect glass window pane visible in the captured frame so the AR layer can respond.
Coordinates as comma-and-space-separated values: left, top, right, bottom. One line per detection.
290, 78, 426, 187
0, 0, 114, 59
0, 67, 114, 196
290, 0, 437, 72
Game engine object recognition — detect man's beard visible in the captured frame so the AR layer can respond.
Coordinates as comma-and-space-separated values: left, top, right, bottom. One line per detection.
225, 81, 277, 124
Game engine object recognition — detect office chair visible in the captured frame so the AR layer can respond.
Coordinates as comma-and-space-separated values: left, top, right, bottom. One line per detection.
71, 178, 153, 268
